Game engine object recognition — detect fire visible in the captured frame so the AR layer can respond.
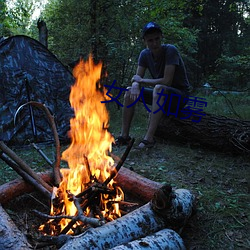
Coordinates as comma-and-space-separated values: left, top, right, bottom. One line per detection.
40, 55, 124, 235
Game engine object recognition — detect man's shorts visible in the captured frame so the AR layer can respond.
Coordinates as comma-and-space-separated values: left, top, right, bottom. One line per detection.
140, 87, 189, 117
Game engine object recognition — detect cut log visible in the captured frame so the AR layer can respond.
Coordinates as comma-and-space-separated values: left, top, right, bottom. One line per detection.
59, 186, 195, 250
114, 166, 162, 202
0, 167, 159, 205
110, 228, 186, 250
0, 171, 53, 205
0, 204, 32, 249
156, 113, 250, 154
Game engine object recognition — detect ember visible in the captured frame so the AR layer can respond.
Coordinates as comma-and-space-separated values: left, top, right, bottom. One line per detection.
40, 55, 125, 235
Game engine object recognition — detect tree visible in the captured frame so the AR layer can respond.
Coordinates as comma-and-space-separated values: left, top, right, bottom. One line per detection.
185, 0, 250, 88
0, 0, 12, 36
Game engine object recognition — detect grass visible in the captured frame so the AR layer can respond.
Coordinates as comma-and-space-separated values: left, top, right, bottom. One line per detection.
0, 93, 249, 249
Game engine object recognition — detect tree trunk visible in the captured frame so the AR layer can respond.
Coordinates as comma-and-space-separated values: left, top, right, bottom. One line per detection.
0, 204, 32, 249
155, 113, 250, 154
37, 19, 48, 47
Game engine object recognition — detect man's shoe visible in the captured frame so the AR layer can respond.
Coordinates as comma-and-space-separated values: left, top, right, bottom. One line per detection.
114, 136, 132, 146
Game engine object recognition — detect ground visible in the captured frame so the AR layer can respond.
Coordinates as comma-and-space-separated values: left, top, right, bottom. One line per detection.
0, 103, 249, 249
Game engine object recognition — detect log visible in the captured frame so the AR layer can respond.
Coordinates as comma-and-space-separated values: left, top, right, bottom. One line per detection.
0, 141, 53, 193
59, 186, 195, 250
0, 204, 32, 249
0, 152, 51, 199
110, 228, 186, 250
0, 167, 159, 205
114, 166, 162, 202
0, 171, 53, 205
156, 112, 250, 154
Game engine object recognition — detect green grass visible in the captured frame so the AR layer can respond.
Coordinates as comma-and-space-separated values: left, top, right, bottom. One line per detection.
193, 91, 250, 120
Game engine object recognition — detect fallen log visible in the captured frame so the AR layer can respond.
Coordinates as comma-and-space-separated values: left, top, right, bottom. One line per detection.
0, 204, 32, 249
156, 112, 250, 154
59, 186, 195, 250
110, 228, 186, 250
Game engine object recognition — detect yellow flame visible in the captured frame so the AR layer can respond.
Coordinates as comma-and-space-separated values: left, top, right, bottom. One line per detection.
48, 55, 123, 232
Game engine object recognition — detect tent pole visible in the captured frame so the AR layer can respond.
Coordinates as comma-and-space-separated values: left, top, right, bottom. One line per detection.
24, 78, 38, 142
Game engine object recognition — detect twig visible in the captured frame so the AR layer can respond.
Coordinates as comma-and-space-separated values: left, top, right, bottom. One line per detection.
0, 141, 52, 194
103, 138, 135, 186
32, 143, 53, 167
0, 151, 51, 199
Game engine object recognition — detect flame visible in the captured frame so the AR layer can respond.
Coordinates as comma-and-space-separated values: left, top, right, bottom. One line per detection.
41, 55, 123, 235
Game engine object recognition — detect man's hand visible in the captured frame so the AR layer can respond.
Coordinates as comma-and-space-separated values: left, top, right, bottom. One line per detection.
131, 75, 142, 83
129, 82, 140, 101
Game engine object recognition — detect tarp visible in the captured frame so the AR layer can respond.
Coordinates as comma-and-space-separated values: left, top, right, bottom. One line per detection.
0, 35, 74, 145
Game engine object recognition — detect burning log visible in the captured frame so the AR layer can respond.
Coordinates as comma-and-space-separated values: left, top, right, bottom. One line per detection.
59, 185, 195, 250
110, 228, 186, 250
0, 204, 32, 249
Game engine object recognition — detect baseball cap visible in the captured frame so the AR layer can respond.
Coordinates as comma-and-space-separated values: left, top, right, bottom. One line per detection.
142, 22, 162, 38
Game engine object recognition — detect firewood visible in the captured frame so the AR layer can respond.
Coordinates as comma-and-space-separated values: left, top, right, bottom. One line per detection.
0, 167, 159, 205
0, 152, 51, 199
0, 204, 32, 249
0, 141, 52, 193
0, 171, 53, 204
59, 185, 195, 250
110, 228, 186, 250
115, 167, 162, 202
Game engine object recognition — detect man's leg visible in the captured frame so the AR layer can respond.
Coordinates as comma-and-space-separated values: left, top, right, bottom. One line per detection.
120, 88, 136, 139
138, 85, 165, 147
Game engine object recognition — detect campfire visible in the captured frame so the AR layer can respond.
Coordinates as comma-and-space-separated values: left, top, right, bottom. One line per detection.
39, 55, 127, 236
0, 55, 196, 249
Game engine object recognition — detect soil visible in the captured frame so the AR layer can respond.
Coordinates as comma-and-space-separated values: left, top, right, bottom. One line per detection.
0, 138, 249, 249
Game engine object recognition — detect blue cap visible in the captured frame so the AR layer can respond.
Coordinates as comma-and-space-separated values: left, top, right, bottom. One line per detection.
142, 22, 162, 38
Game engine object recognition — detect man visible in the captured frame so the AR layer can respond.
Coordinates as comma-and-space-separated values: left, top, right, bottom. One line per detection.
116, 21, 191, 148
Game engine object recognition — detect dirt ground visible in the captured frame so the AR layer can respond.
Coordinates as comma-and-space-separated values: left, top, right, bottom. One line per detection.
1, 138, 249, 249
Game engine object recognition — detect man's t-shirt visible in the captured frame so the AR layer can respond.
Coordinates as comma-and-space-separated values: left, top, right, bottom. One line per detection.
138, 44, 190, 92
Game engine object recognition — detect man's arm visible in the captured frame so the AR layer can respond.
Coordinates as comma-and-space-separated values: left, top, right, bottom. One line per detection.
132, 64, 176, 87
129, 66, 146, 101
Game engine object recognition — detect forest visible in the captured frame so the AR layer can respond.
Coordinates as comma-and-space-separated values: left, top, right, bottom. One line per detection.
1, 0, 250, 91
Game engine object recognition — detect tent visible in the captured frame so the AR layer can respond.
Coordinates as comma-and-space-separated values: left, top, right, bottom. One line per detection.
0, 35, 75, 145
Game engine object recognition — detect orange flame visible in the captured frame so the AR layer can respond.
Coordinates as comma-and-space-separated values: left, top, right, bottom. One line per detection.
43, 55, 123, 234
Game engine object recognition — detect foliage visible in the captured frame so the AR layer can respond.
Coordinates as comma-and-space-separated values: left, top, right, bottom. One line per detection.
0, 0, 12, 36
2, 0, 250, 93
41, 0, 198, 87
208, 54, 250, 90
